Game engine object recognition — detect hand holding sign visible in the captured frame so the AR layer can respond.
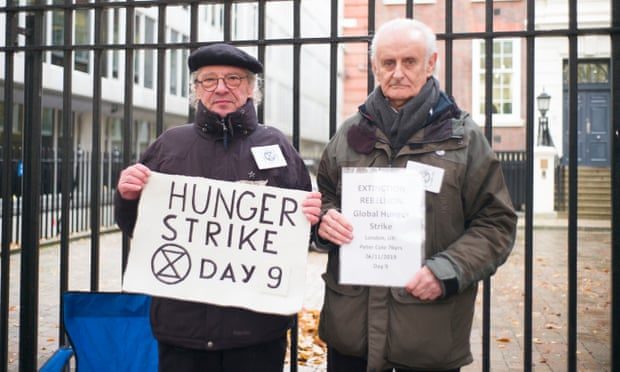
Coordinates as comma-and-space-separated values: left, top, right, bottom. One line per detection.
117, 163, 151, 200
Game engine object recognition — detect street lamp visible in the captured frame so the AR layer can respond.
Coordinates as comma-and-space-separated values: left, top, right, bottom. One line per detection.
536, 91, 553, 146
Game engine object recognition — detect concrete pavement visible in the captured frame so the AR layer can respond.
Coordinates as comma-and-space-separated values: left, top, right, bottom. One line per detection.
4, 218, 613, 371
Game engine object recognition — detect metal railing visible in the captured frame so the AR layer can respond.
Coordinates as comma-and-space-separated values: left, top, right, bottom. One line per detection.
0, 1, 618, 372
497, 151, 526, 212
0, 148, 121, 244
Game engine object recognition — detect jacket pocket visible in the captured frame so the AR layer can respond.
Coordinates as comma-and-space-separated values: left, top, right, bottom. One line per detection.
386, 287, 457, 368
386, 286, 477, 369
318, 272, 368, 356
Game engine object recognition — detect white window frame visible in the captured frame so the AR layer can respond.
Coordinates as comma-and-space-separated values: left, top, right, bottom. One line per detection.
471, 38, 521, 126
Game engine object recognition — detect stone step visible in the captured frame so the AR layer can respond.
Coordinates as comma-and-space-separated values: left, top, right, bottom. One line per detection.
557, 210, 611, 220
556, 166, 611, 218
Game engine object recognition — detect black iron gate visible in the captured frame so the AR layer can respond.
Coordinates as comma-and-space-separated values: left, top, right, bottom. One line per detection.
0, 1, 618, 372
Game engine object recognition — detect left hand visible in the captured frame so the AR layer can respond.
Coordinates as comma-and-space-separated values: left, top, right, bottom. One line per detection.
404, 266, 443, 301
302, 191, 322, 225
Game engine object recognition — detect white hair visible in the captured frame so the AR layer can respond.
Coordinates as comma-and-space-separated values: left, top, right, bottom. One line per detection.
370, 18, 437, 63
188, 69, 263, 109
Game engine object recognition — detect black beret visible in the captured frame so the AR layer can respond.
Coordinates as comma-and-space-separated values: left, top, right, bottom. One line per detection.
188, 43, 263, 74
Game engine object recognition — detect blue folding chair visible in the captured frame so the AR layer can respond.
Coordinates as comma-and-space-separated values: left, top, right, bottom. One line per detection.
40, 292, 158, 372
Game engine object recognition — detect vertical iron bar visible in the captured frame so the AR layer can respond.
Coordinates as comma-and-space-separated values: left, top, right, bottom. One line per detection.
156, 4, 166, 137
0, 3, 15, 371
122, 3, 135, 271
19, 12, 43, 372
190, 2, 198, 46
405, 0, 413, 19
444, 0, 453, 96
524, 0, 535, 370
90, 0, 103, 291
188, 2, 198, 123
292, 0, 300, 150
223, 2, 231, 42
329, 0, 338, 137
257, 0, 265, 123
567, 0, 578, 370
612, 0, 620, 369
59, 0, 74, 347
289, 2, 301, 370
367, 0, 375, 94
482, 1, 494, 371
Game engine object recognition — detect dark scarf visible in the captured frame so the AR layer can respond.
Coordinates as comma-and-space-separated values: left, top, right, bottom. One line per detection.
365, 77, 440, 152
194, 100, 258, 149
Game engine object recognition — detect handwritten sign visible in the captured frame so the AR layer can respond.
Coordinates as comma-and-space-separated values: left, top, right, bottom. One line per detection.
123, 172, 311, 315
340, 167, 425, 286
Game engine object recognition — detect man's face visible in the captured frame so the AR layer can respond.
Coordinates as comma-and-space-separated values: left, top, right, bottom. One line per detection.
195, 65, 253, 117
372, 28, 437, 110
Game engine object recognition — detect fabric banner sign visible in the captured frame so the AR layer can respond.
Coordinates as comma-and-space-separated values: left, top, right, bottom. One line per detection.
340, 167, 425, 286
123, 172, 311, 315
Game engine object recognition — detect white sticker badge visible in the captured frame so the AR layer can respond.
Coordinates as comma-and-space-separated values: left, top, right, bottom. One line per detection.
251, 144, 287, 170
406, 161, 445, 194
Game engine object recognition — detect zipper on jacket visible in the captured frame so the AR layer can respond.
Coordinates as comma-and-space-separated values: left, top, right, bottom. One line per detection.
219, 118, 229, 149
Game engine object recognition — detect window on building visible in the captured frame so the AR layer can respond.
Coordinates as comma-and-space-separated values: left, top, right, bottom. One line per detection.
12, 103, 23, 136
181, 35, 189, 98
0, 103, 24, 147
105, 117, 123, 154
134, 120, 153, 156
112, 8, 120, 78
101, 9, 109, 77
562, 60, 609, 85
169, 30, 179, 95
50, 0, 64, 66
42, 108, 54, 150
75, 2, 91, 73
144, 17, 155, 89
472, 38, 520, 123
134, 14, 141, 84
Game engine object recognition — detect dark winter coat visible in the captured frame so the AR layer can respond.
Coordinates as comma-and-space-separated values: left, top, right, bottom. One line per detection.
316, 85, 517, 371
115, 100, 312, 351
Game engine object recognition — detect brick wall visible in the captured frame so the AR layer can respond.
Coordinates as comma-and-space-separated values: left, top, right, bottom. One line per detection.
341, 0, 527, 151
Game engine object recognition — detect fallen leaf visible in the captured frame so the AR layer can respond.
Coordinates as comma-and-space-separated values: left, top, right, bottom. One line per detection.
545, 323, 562, 330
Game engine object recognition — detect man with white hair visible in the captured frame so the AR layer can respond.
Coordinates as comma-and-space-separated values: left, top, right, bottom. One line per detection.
315, 18, 517, 372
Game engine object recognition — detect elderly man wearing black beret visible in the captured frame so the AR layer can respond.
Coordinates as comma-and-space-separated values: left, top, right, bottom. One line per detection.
115, 43, 322, 371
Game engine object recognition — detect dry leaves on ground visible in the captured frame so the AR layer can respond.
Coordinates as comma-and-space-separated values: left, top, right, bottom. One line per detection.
286, 309, 327, 367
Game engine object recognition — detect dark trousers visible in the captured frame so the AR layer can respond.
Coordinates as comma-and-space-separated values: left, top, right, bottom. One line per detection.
158, 336, 286, 372
327, 347, 461, 372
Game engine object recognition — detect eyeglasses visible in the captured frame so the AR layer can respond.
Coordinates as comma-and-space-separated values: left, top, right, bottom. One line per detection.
194, 74, 248, 91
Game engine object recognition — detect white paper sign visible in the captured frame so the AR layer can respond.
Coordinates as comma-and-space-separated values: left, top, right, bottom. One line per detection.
340, 168, 425, 287
123, 172, 311, 315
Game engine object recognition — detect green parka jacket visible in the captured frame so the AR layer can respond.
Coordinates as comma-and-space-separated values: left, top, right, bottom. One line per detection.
316, 92, 517, 371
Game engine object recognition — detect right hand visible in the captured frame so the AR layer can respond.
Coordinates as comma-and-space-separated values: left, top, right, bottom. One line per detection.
117, 163, 151, 200
317, 208, 354, 245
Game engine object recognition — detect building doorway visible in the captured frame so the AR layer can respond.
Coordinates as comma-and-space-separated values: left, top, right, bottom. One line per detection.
562, 59, 610, 167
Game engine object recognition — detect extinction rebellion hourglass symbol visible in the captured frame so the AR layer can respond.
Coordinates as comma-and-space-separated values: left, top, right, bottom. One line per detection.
151, 243, 192, 285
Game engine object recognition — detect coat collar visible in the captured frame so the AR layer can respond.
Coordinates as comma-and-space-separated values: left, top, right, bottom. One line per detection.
194, 100, 258, 148
347, 92, 462, 154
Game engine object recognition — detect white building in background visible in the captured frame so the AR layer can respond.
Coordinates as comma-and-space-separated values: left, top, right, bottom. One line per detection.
534, 0, 611, 167
0, 1, 340, 165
